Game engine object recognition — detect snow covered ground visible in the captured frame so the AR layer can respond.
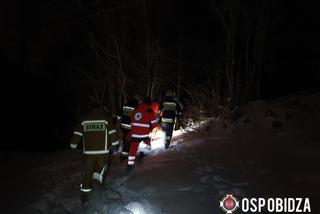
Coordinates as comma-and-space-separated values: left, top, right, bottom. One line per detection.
2, 93, 320, 214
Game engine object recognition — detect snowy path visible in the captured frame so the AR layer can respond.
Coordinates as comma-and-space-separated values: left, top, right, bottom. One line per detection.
3, 113, 320, 214
20, 123, 255, 214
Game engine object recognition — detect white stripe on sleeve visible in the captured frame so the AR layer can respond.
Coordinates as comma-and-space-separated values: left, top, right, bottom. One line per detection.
74, 131, 83, 136
108, 129, 116, 135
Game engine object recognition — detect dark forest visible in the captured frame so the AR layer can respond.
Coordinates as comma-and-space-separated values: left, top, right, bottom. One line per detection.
1, 0, 320, 213
3, 0, 319, 151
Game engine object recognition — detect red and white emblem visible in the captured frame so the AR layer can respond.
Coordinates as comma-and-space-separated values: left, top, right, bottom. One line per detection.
219, 194, 239, 214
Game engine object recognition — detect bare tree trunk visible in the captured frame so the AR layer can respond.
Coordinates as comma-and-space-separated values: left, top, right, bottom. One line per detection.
108, 81, 114, 113
150, 46, 159, 98
114, 37, 127, 108
226, 5, 236, 107
253, 0, 269, 99
211, 0, 236, 107
177, 31, 183, 97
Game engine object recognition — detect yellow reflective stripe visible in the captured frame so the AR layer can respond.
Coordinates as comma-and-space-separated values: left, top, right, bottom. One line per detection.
81, 120, 108, 125
123, 106, 135, 111
74, 131, 83, 136
108, 129, 116, 134
80, 184, 92, 192
101, 166, 105, 176
112, 140, 119, 146
163, 102, 176, 105
70, 143, 77, 149
162, 118, 174, 123
121, 123, 132, 129
123, 106, 135, 116
83, 150, 109, 155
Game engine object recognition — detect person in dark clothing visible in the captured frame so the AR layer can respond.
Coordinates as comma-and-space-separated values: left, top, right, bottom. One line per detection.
159, 90, 183, 149
70, 106, 119, 204
119, 94, 140, 160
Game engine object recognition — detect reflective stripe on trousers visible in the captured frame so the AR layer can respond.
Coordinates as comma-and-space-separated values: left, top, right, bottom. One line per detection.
128, 156, 136, 165
92, 166, 106, 184
80, 184, 92, 192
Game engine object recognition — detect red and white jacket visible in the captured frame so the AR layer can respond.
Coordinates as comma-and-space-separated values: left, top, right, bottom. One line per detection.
129, 103, 157, 141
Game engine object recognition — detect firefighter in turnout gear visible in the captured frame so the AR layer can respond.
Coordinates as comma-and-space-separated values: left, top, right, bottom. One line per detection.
160, 90, 183, 149
127, 97, 157, 173
70, 107, 119, 204
119, 94, 140, 160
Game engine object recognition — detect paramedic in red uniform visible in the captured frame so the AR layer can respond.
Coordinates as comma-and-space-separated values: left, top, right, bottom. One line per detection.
127, 97, 157, 173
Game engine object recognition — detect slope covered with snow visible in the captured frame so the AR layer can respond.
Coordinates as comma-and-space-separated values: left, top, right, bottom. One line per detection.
2, 93, 320, 214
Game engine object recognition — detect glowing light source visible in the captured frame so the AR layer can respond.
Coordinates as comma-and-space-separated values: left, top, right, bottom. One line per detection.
137, 129, 166, 154
172, 128, 185, 137
137, 119, 210, 154
150, 130, 166, 150
122, 202, 146, 214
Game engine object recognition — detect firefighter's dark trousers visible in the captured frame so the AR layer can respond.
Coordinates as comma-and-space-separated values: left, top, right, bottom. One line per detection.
81, 154, 108, 198
121, 128, 131, 157
161, 121, 175, 145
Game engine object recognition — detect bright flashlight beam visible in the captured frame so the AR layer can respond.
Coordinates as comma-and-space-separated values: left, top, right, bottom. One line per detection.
172, 128, 185, 137
138, 119, 211, 154
123, 202, 146, 214
137, 129, 166, 154
151, 130, 166, 150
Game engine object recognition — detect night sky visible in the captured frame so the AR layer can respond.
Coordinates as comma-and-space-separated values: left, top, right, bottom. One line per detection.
1, 0, 320, 151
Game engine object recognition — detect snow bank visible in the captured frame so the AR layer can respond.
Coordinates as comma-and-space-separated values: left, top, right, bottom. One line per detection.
240, 93, 320, 131
13, 93, 320, 213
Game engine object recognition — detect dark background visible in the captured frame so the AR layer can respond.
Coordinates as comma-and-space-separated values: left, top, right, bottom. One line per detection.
1, 0, 319, 151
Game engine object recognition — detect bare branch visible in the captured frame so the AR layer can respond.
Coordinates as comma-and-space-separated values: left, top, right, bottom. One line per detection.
66, 0, 139, 25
